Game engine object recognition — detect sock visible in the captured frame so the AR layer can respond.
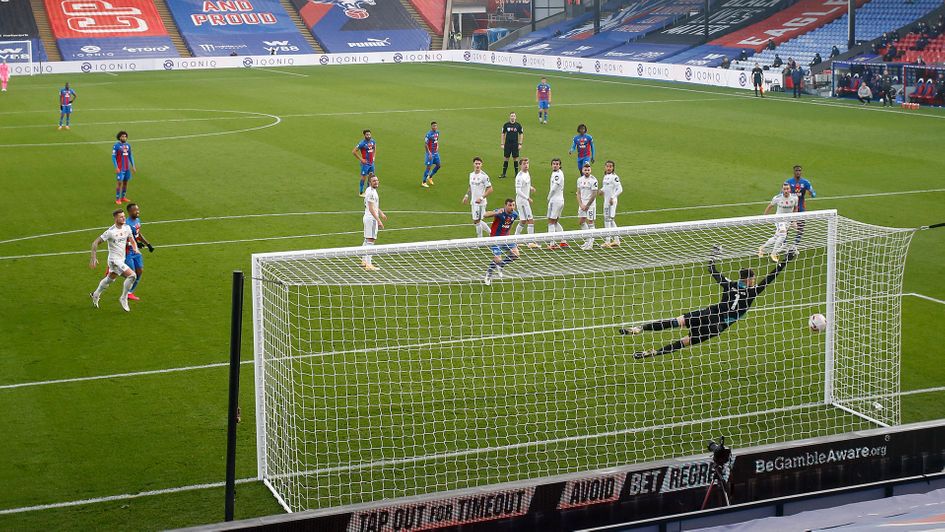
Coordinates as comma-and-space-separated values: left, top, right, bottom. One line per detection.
555, 222, 563, 233
362, 240, 373, 265
513, 160, 519, 174
359, 179, 365, 194
499, 254, 518, 268
116, 185, 122, 199
130, 272, 141, 293
655, 340, 686, 356
120, 184, 127, 198
515, 222, 524, 235
478, 221, 491, 236
430, 164, 440, 177
580, 222, 588, 231
422, 169, 429, 182
121, 274, 136, 298
603, 219, 612, 243
502, 161, 509, 175
59, 116, 63, 126
527, 224, 534, 235
771, 234, 787, 254
476, 224, 484, 238
548, 222, 556, 233
93, 276, 114, 296
643, 318, 680, 332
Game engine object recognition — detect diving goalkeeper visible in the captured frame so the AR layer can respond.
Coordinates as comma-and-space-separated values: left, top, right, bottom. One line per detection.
619, 247, 795, 359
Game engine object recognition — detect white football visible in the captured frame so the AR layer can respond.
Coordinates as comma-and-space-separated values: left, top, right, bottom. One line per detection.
809, 313, 827, 332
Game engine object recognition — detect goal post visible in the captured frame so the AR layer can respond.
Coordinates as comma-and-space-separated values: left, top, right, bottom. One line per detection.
251, 210, 915, 512
0, 40, 34, 75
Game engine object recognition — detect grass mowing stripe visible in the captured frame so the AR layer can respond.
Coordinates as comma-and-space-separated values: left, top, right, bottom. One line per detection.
0, 294, 930, 391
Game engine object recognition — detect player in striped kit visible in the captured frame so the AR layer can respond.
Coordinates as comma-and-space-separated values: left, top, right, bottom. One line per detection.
513, 157, 539, 247
112, 131, 136, 205
58, 82, 76, 129
546, 158, 567, 249
758, 183, 799, 262
462, 157, 494, 238
600, 161, 624, 248
361, 173, 386, 271
352, 129, 376, 197
569, 124, 594, 172
421, 121, 441, 188
576, 163, 599, 250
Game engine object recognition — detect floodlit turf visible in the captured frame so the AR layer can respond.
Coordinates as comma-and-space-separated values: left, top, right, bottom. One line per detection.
0, 62, 943, 529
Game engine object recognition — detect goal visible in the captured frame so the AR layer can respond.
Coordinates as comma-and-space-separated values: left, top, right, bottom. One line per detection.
251, 209, 915, 513
0, 40, 34, 75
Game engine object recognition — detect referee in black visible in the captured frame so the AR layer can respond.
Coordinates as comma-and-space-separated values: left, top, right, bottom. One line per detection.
500, 112, 524, 178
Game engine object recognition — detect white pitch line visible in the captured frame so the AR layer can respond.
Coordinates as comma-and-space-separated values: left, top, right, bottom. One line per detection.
0, 210, 468, 246
0, 108, 282, 148
0, 294, 938, 391
905, 292, 945, 306
0, 477, 257, 516
254, 67, 308, 78
0, 115, 257, 131
0, 188, 945, 252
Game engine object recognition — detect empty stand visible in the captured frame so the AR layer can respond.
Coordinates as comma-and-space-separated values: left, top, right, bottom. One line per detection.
155, 0, 192, 57
403, 0, 444, 50
279, 0, 323, 53
28, 0, 59, 61
43, 0, 179, 60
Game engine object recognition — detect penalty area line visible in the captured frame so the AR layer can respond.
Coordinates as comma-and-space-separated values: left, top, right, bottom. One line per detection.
0, 478, 258, 516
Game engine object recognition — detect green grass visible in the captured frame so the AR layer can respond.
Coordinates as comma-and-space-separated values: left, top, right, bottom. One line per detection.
0, 62, 943, 529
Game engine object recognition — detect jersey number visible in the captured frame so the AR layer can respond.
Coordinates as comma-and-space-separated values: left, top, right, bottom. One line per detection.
730, 294, 740, 311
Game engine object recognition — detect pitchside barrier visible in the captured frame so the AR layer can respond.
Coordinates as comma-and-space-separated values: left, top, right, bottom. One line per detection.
178, 419, 945, 531
4, 48, 769, 91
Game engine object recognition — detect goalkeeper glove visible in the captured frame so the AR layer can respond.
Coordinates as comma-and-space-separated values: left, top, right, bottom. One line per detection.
145, 243, 154, 253
786, 250, 797, 262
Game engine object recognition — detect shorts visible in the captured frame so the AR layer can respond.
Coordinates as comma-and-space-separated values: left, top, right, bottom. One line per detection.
753, 79, 763, 87
538, 100, 550, 110
503, 144, 520, 158
471, 201, 487, 221
363, 215, 378, 239
684, 307, 731, 343
491, 243, 517, 256
773, 221, 789, 235
360, 163, 375, 177
577, 157, 591, 171
547, 200, 564, 220
116, 169, 132, 182
425, 153, 440, 166
604, 200, 618, 220
578, 206, 597, 222
124, 252, 143, 271
61, 105, 72, 114
517, 199, 533, 221
107, 258, 130, 276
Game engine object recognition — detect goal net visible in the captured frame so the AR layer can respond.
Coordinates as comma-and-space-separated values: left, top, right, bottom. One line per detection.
0, 40, 34, 75
251, 209, 915, 513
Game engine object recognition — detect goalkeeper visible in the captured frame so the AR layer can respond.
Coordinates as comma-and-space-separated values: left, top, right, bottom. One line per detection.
620, 247, 795, 359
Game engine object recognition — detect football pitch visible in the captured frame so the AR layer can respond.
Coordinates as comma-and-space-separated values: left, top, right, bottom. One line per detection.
0, 62, 943, 530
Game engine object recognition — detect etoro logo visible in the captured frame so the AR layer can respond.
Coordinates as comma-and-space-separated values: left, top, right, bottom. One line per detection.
685, 67, 693, 80
81, 62, 92, 72
636, 63, 644, 76
738, 72, 747, 86
163, 59, 174, 70
393, 52, 402, 63
319, 55, 329, 65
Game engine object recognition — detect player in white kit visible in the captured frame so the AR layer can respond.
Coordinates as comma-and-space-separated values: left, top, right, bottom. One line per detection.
600, 160, 624, 248
758, 183, 799, 262
462, 156, 494, 237
362, 173, 387, 271
546, 158, 567, 249
576, 163, 599, 250
513, 157, 540, 248
89, 209, 139, 312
